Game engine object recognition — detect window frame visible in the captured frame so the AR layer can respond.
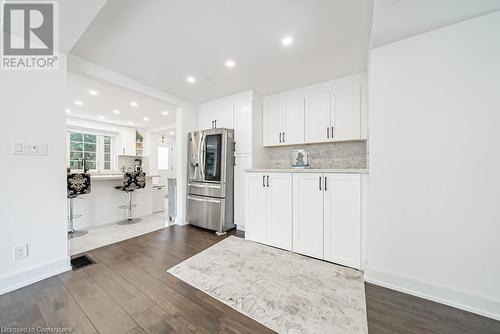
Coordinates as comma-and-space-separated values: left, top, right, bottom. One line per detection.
67, 128, 116, 173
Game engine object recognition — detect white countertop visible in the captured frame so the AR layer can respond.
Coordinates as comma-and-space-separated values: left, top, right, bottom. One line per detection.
245, 168, 368, 174
90, 174, 160, 181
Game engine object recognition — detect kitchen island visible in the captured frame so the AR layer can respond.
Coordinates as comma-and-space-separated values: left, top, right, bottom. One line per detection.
72, 174, 159, 229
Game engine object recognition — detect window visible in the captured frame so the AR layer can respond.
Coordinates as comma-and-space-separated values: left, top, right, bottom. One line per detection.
67, 130, 115, 173
157, 146, 169, 170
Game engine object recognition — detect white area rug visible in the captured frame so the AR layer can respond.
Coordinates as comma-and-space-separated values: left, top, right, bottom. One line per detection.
167, 236, 368, 334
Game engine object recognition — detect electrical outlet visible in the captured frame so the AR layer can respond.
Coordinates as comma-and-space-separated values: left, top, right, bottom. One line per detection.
13, 244, 28, 261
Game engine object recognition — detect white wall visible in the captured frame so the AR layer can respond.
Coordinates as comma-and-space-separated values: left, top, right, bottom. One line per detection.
0, 56, 70, 294
366, 12, 500, 320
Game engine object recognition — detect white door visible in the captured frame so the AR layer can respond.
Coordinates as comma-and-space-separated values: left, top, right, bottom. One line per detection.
234, 103, 252, 153
263, 100, 282, 146
323, 174, 361, 269
212, 103, 234, 129
332, 87, 361, 141
305, 93, 331, 143
282, 96, 305, 145
292, 173, 324, 259
245, 173, 267, 243
234, 153, 252, 228
267, 173, 293, 251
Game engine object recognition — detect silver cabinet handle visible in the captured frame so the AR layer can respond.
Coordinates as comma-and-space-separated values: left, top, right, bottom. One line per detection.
211, 121, 214, 129
325, 176, 328, 191
327, 127, 330, 139
283, 132, 285, 142
262, 175, 266, 187
215, 120, 217, 128
266, 175, 269, 187
279, 132, 282, 143
319, 176, 322, 191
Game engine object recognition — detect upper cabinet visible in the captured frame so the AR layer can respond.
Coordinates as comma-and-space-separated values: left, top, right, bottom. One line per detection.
263, 94, 305, 146
264, 73, 367, 147
305, 92, 332, 143
198, 103, 234, 130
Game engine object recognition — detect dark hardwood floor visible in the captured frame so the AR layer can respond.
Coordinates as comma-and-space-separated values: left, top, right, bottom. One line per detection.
0, 225, 498, 334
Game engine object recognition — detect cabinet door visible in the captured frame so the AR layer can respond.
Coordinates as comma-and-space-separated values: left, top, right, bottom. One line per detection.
305, 93, 331, 143
332, 87, 361, 141
324, 174, 361, 269
245, 173, 267, 243
292, 173, 324, 259
234, 153, 252, 228
234, 103, 252, 153
267, 173, 293, 251
263, 100, 282, 146
212, 103, 234, 129
197, 105, 215, 130
282, 96, 305, 145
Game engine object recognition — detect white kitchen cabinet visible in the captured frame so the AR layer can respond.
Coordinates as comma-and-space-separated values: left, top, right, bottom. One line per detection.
324, 174, 361, 268
292, 173, 324, 259
265, 74, 367, 145
246, 170, 363, 269
305, 93, 332, 143
245, 173, 268, 243
212, 103, 234, 129
263, 100, 282, 146
263, 95, 304, 146
234, 153, 252, 228
267, 173, 293, 250
245, 172, 292, 250
197, 103, 234, 130
234, 103, 252, 153
282, 96, 305, 145
332, 87, 361, 141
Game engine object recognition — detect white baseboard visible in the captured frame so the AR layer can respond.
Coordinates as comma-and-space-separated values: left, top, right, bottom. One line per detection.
364, 267, 500, 321
0, 257, 71, 295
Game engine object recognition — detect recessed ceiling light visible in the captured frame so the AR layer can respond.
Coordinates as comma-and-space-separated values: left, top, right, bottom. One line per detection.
99, 116, 105, 120
89, 90, 98, 96
143, 117, 149, 121
161, 111, 169, 116
225, 59, 235, 68
113, 109, 120, 114
130, 101, 138, 107
186, 76, 196, 83
127, 121, 134, 126
281, 36, 293, 46
74, 100, 83, 106
169, 131, 175, 135
65, 109, 71, 113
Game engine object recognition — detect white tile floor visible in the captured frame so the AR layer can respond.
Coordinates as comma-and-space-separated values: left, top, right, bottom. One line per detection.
69, 213, 171, 256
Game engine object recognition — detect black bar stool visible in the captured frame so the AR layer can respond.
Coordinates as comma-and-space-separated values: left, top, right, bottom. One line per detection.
115, 171, 146, 225
67, 173, 91, 239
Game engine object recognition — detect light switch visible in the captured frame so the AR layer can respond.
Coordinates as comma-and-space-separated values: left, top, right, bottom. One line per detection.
13, 142, 23, 153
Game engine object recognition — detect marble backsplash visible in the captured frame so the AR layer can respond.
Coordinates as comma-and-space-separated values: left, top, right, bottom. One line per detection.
264, 141, 368, 169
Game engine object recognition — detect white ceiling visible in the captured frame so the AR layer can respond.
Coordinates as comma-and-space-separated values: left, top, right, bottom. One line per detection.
59, 0, 108, 53
70, 0, 372, 103
66, 73, 177, 129
371, 0, 500, 48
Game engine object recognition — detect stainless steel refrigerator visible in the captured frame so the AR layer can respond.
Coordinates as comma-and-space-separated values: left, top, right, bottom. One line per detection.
186, 128, 235, 234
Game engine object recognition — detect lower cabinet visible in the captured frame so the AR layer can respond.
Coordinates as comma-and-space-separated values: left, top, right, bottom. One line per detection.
246, 171, 362, 269
292, 173, 325, 259
245, 173, 293, 250
323, 174, 361, 269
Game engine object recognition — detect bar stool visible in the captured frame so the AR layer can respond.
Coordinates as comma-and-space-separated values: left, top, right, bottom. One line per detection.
115, 171, 146, 225
67, 173, 91, 239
